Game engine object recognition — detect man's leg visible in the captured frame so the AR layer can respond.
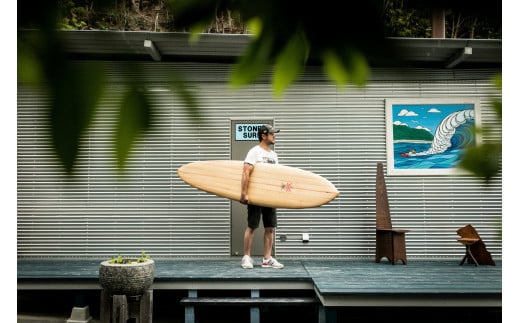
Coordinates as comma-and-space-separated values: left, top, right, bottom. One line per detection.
243, 226, 255, 256
263, 227, 274, 259
244, 205, 261, 256
241, 226, 256, 268
261, 207, 283, 268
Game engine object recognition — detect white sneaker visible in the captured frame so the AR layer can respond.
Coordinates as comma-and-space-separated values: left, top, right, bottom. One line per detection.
262, 257, 284, 269
241, 255, 254, 269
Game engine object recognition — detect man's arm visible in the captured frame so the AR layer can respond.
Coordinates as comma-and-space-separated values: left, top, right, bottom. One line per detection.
240, 163, 254, 204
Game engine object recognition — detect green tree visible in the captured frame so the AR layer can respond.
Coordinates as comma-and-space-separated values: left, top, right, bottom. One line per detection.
382, 0, 501, 39
383, 0, 432, 37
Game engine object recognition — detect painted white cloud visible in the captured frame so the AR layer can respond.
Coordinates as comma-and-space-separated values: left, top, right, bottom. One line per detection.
428, 108, 441, 113
393, 120, 408, 127
415, 125, 431, 132
398, 109, 418, 116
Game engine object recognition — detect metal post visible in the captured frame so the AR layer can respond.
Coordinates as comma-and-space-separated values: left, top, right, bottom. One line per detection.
250, 289, 260, 323
185, 290, 197, 323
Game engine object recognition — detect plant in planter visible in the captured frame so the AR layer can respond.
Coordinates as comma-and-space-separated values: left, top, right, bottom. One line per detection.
109, 251, 151, 264
99, 251, 155, 296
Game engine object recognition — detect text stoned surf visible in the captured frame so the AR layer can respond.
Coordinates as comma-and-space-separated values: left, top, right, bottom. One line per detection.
236, 124, 262, 140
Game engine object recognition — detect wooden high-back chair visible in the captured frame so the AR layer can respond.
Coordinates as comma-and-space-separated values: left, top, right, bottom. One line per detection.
375, 162, 410, 265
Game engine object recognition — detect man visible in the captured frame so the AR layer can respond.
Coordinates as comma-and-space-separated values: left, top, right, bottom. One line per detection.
240, 124, 284, 269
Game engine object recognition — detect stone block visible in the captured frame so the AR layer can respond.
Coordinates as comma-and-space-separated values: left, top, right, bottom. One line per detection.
67, 306, 92, 323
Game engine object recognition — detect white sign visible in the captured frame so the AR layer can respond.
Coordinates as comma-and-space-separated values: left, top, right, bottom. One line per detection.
235, 124, 264, 141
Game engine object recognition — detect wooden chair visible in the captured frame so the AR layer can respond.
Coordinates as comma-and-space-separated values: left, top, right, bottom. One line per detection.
375, 162, 410, 265
456, 224, 495, 266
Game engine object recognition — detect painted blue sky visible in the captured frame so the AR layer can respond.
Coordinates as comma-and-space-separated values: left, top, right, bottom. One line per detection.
392, 103, 474, 134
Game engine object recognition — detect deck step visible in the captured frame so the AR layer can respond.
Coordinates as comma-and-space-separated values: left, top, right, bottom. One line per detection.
180, 296, 319, 306
181, 296, 319, 323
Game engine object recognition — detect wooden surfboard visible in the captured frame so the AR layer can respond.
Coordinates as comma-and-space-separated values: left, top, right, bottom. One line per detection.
177, 160, 339, 209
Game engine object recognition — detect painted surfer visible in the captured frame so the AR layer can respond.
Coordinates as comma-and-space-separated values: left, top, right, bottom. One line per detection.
400, 148, 416, 157
240, 124, 284, 269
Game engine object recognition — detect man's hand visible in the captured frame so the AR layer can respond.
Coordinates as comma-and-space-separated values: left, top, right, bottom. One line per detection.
240, 193, 249, 205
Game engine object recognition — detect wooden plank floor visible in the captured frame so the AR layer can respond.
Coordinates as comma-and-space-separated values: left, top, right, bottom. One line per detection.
303, 259, 501, 307
18, 258, 501, 307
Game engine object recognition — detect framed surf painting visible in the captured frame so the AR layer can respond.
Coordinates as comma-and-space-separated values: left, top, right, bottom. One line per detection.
385, 98, 480, 175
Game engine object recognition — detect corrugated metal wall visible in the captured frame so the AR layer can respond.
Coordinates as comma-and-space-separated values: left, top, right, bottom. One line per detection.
17, 62, 502, 260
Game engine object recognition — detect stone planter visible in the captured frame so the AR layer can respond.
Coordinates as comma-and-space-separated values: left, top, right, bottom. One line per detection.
99, 259, 155, 296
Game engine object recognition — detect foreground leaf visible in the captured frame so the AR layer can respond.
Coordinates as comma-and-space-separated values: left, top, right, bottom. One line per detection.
115, 87, 152, 170
458, 143, 502, 184
272, 32, 309, 98
49, 62, 105, 174
230, 32, 272, 87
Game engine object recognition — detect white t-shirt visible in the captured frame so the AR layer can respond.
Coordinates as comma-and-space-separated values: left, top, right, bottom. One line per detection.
244, 145, 278, 165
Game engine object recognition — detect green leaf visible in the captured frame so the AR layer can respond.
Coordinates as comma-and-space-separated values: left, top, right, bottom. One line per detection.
49, 63, 105, 174
458, 143, 502, 184
230, 31, 275, 88
322, 48, 369, 88
188, 24, 206, 43
169, 74, 204, 125
17, 45, 43, 84
490, 74, 502, 120
322, 50, 349, 87
114, 87, 152, 170
491, 99, 502, 121
491, 73, 502, 89
246, 17, 263, 38
272, 32, 309, 98
343, 49, 369, 86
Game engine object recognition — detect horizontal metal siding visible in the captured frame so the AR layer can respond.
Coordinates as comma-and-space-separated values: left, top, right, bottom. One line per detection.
17, 62, 501, 260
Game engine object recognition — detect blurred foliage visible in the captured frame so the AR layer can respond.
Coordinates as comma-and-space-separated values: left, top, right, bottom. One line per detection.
115, 84, 152, 171
18, 1, 200, 175
18, 2, 107, 173
458, 74, 502, 183
169, 0, 392, 93
18, 0, 502, 182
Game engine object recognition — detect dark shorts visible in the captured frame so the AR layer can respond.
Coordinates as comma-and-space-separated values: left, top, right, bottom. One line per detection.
247, 204, 277, 229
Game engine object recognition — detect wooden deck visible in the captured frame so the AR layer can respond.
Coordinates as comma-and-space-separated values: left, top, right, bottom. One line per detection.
18, 257, 501, 308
